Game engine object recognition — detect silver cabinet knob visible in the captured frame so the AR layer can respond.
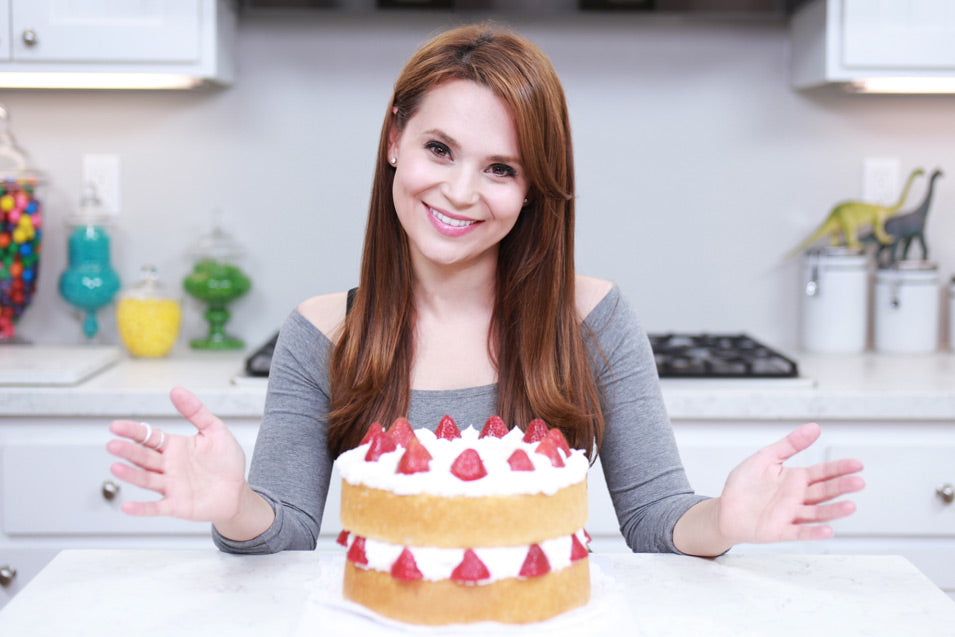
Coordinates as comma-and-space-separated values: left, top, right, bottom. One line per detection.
101, 480, 121, 501
937, 484, 954, 505
0, 565, 16, 587
21, 29, 38, 47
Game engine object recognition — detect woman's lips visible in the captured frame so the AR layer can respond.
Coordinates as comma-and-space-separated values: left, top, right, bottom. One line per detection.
426, 204, 481, 237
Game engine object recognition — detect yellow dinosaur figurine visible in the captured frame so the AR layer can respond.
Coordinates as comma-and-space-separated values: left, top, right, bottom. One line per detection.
787, 167, 925, 257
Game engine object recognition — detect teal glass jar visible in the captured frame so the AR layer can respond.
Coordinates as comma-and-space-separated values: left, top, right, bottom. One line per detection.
58, 186, 120, 340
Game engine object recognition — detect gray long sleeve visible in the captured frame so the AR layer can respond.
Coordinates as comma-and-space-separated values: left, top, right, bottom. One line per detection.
214, 284, 708, 554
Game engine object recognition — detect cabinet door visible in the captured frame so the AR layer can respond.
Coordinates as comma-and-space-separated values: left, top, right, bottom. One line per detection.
10, 0, 201, 63
1, 443, 209, 535
842, 0, 955, 69
826, 444, 955, 536
0, 0, 10, 61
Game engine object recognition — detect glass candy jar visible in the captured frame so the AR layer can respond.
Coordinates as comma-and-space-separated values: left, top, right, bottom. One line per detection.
58, 185, 120, 340
183, 223, 251, 350
0, 105, 46, 342
116, 265, 182, 358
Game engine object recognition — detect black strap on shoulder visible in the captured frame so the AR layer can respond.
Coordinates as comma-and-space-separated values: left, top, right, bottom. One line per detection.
346, 287, 358, 315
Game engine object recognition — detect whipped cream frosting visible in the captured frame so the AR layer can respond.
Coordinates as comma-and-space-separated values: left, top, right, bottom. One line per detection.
336, 425, 589, 497
345, 529, 589, 583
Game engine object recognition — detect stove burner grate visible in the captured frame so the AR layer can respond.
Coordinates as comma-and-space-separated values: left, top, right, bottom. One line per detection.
648, 333, 799, 378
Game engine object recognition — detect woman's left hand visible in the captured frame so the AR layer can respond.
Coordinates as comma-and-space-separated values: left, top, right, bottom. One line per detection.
716, 422, 865, 544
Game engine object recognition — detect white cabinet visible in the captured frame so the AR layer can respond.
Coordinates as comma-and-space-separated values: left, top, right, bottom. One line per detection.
791, 0, 955, 91
0, 0, 235, 88
673, 419, 955, 597
0, 415, 260, 610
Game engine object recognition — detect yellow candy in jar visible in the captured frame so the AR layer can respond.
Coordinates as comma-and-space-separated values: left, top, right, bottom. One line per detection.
115, 265, 181, 358
116, 297, 182, 357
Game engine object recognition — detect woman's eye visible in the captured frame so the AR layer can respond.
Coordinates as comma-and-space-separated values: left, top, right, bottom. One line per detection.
425, 141, 451, 158
489, 163, 517, 178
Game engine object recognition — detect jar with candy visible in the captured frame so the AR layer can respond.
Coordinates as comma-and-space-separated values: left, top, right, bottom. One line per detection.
58, 184, 120, 340
0, 104, 45, 343
116, 264, 182, 358
183, 222, 251, 350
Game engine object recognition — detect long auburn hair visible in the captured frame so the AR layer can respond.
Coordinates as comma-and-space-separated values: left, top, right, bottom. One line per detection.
327, 22, 604, 460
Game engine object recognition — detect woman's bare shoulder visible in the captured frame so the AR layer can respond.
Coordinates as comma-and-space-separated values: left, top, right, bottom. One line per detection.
297, 291, 349, 340
575, 275, 614, 320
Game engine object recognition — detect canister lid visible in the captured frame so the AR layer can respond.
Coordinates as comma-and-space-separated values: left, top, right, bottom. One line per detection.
806, 246, 865, 258
879, 259, 938, 272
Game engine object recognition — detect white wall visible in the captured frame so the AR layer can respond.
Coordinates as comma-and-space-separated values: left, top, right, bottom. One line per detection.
3, 12, 953, 351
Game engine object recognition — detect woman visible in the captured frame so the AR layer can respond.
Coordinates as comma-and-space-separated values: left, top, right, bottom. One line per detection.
107, 23, 864, 557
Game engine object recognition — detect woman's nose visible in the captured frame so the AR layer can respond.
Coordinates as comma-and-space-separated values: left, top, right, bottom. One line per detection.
442, 166, 480, 208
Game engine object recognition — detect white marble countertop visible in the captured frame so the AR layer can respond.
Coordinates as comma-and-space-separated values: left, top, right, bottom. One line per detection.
1, 348, 955, 421
1, 550, 953, 636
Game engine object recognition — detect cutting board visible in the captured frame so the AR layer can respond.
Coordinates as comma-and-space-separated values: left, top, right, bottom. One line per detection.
0, 345, 124, 386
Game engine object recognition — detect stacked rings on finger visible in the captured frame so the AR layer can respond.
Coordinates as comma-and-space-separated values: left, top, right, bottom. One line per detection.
139, 422, 165, 451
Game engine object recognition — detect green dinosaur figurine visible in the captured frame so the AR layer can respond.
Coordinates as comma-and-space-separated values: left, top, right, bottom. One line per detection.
787, 167, 925, 257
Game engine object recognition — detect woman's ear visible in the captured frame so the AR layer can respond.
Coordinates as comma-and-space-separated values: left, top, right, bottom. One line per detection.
387, 107, 400, 162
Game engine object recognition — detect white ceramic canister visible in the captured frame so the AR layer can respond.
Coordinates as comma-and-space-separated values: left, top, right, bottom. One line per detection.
800, 247, 869, 353
874, 261, 940, 354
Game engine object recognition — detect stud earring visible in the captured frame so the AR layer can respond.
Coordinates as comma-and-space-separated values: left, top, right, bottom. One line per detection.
523, 198, 528, 206
389, 156, 397, 165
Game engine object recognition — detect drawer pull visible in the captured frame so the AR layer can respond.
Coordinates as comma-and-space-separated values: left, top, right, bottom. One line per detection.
937, 484, 954, 505
0, 565, 16, 587
21, 29, 38, 47
101, 480, 121, 501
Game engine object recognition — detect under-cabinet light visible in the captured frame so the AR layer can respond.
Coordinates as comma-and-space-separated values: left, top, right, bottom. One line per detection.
846, 77, 955, 94
0, 72, 205, 90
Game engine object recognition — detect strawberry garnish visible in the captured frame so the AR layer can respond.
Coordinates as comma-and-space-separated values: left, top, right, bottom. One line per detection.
570, 534, 589, 561
346, 536, 368, 565
451, 549, 490, 583
435, 414, 462, 440
390, 548, 423, 581
522, 418, 550, 443
387, 417, 417, 447
450, 448, 488, 481
519, 544, 551, 578
479, 414, 508, 438
359, 422, 385, 446
583, 528, 592, 545
336, 529, 350, 547
534, 437, 565, 467
507, 449, 535, 471
396, 437, 432, 474
364, 430, 398, 462
546, 428, 571, 457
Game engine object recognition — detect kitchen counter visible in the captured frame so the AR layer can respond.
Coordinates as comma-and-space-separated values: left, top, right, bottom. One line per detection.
1, 550, 953, 636
1, 349, 954, 421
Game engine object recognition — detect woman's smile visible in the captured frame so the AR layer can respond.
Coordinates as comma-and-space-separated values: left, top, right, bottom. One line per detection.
426, 203, 481, 237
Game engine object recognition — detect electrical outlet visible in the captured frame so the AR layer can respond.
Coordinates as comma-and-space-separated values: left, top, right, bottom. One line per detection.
82, 154, 121, 216
862, 157, 900, 206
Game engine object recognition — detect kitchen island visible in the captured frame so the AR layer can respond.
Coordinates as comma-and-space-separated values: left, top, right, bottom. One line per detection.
1, 349, 953, 606
1, 549, 953, 636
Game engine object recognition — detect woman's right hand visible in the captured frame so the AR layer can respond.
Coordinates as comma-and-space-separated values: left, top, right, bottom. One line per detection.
106, 386, 251, 525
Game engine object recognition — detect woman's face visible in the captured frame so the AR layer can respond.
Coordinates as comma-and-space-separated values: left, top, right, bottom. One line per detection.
389, 79, 529, 275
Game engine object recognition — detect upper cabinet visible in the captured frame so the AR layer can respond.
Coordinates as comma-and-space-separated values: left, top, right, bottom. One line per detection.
791, 0, 955, 92
0, 0, 236, 89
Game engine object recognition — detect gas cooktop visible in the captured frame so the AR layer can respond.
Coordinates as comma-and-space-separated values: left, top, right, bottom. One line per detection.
648, 333, 799, 379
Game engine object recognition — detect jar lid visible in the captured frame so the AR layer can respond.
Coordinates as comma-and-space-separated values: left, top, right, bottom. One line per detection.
66, 182, 112, 226
189, 223, 244, 262
122, 264, 174, 301
0, 104, 45, 182
880, 259, 938, 272
806, 246, 865, 258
